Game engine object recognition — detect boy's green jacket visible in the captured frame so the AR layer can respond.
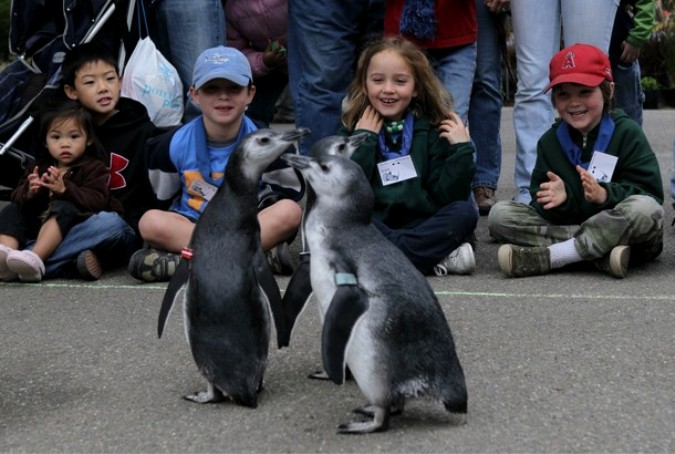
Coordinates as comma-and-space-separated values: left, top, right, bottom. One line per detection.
530, 109, 664, 225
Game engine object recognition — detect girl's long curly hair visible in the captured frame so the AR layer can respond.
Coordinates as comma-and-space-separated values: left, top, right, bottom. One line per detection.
341, 35, 453, 131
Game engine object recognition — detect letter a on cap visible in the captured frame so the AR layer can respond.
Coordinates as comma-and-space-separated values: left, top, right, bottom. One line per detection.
563, 51, 575, 69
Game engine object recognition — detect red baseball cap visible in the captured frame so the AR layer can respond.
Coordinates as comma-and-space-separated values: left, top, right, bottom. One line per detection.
544, 43, 613, 92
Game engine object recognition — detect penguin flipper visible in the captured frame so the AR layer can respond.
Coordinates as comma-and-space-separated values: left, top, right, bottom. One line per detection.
158, 258, 189, 338
254, 247, 286, 348
322, 272, 368, 385
279, 251, 312, 347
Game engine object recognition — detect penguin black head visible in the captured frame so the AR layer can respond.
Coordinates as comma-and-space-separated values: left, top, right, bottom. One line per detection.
230, 128, 310, 182
282, 154, 374, 222
310, 133, 369, 159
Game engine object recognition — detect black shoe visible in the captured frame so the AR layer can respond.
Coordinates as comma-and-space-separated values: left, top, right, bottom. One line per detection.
266, 242, 294, 275
76, 249, 102, 281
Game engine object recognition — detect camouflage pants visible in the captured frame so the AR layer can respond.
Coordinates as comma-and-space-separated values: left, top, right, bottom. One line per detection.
487, 195, 663, 262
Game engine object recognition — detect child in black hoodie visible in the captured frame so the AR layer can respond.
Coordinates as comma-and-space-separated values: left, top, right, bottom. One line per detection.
38, 41, 159, 279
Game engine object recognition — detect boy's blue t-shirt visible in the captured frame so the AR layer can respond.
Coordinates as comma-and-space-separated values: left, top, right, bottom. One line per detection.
169, 116, 258, 220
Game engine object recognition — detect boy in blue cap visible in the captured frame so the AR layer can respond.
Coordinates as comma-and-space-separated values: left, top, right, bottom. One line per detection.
128, 46, 303, 282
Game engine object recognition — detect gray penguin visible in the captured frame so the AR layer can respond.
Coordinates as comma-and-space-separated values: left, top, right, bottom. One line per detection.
281, 133, 368, 347
281, 153, 468, 433
158, 128, 309, 408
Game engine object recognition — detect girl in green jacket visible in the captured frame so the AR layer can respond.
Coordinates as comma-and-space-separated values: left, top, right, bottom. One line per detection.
340, 36, 478, 276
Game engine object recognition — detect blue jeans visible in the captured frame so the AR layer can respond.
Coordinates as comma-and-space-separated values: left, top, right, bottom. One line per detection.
146, 0, 226, 122
510, 0, 619, 203
27, 212, 137, 278
469, 0, 502, 190
612, 61, 644, 126
428, 43, 477, 123
373, 200, 478, 275
287, 0, 384, 155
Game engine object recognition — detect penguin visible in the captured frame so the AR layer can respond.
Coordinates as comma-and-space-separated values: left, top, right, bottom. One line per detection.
158, 128, 309, 408
280, 133, 369, 347
280, 153, 468, 434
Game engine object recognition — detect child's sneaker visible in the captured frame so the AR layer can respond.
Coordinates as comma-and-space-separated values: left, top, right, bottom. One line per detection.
497, 244, 551, 278
0, 244, 18, 281
6, 249, 45, 282
594, 245, 630, 279
267, 241, 294, 276
76, 249, 102, 281
128, 248, 181, 282
433, 242, 476, 276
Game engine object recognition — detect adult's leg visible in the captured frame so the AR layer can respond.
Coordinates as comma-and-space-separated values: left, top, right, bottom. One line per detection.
469, 0, 503, 193
510, 0, 560, 203
430, 43, 477, 123
287, 0, 384, 155
612, 61, 644, 125
147, 0, 226, 122
561, 0, 618, 53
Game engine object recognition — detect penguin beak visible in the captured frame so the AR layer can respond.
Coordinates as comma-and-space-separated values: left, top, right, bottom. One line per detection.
281, 128, 311, 142
281, 153, 311, 170
349, 132, 369, 148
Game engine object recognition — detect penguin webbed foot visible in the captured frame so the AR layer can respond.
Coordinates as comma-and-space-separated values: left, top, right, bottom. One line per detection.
308, 367, 353, 381
338, 405, 390, 434
183, 382, 226, 404
353, 399, 404, 417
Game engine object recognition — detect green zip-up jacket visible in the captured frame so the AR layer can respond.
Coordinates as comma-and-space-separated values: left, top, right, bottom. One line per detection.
339, 115, 475, 229
530, 109, 663, 225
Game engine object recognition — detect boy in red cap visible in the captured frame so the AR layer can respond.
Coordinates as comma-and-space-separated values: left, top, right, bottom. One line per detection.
487, 43, 664, 278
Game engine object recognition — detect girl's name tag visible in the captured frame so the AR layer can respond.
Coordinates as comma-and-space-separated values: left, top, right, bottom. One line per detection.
377, 155, 418, 186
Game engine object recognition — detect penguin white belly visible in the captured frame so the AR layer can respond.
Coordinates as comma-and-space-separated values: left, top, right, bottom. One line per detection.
344, 316, 388, 405
306, 222, 336, 317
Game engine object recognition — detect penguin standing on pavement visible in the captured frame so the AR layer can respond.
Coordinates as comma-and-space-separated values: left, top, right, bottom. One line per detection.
280, 133, 369, 346
281, 153, 468, 433
157, 128, 309, 408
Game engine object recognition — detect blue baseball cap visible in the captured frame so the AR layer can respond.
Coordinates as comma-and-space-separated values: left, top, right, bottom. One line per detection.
192, 46, 252, 89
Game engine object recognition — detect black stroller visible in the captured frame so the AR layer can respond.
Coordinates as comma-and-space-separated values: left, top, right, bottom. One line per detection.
0, 0, 138, 199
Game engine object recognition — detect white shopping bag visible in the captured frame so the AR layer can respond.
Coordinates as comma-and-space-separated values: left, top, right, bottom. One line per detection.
122, 37, 184, 127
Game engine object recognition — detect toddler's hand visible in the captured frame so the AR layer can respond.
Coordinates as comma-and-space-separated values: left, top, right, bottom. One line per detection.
355, 106, 383, 134
536, 171, 567, 209
577, 165, 607, 204
438, 112, 470, 145
41, 166, 66, 195
26, 166, 41, 198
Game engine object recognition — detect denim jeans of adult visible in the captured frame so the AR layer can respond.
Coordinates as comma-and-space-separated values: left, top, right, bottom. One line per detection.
247, 69, 289, 126
613, 60, 644, 126
510, 0, 619, 203
372, 200, 478, 275
469, 0, 502, 191
287, 0, 384, 155
26, 211, 138, 278
428, 43, 477, 123
146, 0, 226, 122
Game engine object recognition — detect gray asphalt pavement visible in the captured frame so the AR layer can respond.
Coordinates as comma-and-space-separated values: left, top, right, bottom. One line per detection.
1, 108, 674, 453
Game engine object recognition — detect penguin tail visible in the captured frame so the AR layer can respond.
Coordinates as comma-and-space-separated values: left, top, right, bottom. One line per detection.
232, 392, 258, 409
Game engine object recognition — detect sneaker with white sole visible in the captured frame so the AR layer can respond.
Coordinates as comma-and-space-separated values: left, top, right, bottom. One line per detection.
593, 245, 630, 279
433, 242, 476, 276
497, 244, 551, 278
0, 244, 18, 281
6, 249, 45, 282
128, 248, 181, 282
